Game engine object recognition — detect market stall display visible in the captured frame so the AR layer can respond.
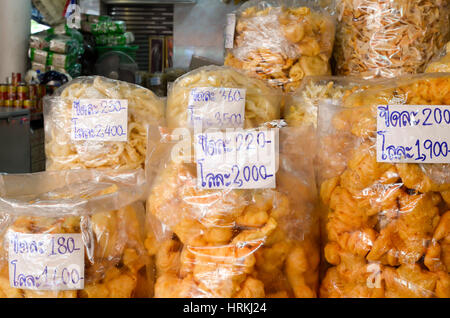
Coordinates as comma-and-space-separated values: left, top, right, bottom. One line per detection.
224, 0, 335, 92
44, 76, 165, 170
318, 74, 450, 298
334, 0, 450, 78
145, 125, 319, 298
426, 42, 450, 73
0, 169, 151, 298
166, 66, 281, 129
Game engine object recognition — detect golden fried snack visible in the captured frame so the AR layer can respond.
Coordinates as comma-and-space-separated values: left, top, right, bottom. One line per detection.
225, 1, 335, 92
45, 76, 165, 170
319, 74, 450, 298
145, 127, 319, 298
0, 170, 150, 298
426, 42, 450, 73
166, 66, 281, 129
334, 0, 450, 78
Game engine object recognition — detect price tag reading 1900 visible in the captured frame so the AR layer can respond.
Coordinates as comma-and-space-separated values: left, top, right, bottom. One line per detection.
8, 231, 85, 291
188, 87, 246, 129
195, 129, 278, 189
377, 105, 450, 163
71, 99, 128, 142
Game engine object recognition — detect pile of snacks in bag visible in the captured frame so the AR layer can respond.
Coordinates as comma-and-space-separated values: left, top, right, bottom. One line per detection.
225, 0, 335, 92
44, 76, 165, 170
318, 74, 450, 298
334, 0, 450, 78
144, 67, 320, 297
0, 169, 151, 298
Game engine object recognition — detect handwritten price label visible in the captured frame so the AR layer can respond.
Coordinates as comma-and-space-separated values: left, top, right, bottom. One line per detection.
188, 87, 246, 129
8, 231, 85, 291
377, 105, 450, 163
71, 99, 128, 142
195, 129, 278, 189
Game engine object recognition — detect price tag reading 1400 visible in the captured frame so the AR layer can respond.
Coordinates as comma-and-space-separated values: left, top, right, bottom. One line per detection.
377, 105, 450, 163
71, 99, 128, 142
8, 231, 85, 291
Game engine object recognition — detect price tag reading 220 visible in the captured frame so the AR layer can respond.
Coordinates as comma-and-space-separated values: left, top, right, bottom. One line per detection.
377, 105, 450, 163
195, 129, 278, 189
71, 99, 128, 142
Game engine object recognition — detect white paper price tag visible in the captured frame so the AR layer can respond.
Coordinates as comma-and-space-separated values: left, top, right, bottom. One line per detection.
225, 13, 236, 49
8, 231, 85, 291
71, 99, 128, 142
195, 129, 278, 189
377, 104, 450, 163
188, 87, 246, 129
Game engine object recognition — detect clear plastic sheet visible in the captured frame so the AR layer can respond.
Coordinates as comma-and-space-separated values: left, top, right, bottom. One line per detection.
334, 0, 450, 79
44, 76, 165, 170
224, 0, 335, 92
426, 42, 450, 73
0, 169, 152, 298
318, 73, 450, 298
166, 66, 281, 129
144, 125, 319, 298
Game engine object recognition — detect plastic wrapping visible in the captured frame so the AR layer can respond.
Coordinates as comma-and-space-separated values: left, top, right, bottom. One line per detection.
224, 0, 335, 92
318, 74, 450, 298
49, 36, 84, 56
28, 48, 48, 65
426, 43, 450, 73
0, 169, 152, 298
44, 76, 165, 170
166, 66, 281, 129
334, 0, 450, 79
29, 32, 50, 50
284, 76, 370, 127
145, 125, 319, 298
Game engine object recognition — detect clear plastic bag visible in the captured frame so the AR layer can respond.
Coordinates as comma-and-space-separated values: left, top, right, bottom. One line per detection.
318, 73, 450, 298
334, 0, 450, 79
0, 169, 152, 298
166, 66, 282, 129
426, 42, 450, 73
144, 125, 319, 298
44, 76, 165, 170
224, 0, 335, 92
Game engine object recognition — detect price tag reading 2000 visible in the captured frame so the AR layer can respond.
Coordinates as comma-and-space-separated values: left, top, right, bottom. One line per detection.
195, 129, 278, 189
71, 99, 128, 142
8, 231, 85, 291
377, 104, 450, 163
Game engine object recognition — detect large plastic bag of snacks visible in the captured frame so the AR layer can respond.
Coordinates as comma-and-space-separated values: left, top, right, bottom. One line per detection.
0, 169, 151, 298
144, 123, 319, 298
44, 76, 165, 170
166, 66, 281, 129
318, 73, 450, 298
224, 0, 335, 92
284, 76, 370, 127
426, 42, 450, 73
334, 0, 450, 79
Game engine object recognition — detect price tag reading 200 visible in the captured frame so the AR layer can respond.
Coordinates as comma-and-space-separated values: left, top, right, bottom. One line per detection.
195, 129, 278, 189
8, 231, 85, 291
377, 104, 450, 163
71, 99, 128, 142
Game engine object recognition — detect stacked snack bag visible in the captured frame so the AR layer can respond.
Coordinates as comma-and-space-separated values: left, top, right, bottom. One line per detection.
28, 25, 84, 77
91, 16, 135, 48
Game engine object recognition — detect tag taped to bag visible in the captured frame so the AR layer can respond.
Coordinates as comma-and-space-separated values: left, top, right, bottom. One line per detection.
71, 99, 128, 141
377, 105, 450, 163
8, 231, 85, 290
195, 128, 278, 189
225, 13, 236, 49
188, 87, 246, 129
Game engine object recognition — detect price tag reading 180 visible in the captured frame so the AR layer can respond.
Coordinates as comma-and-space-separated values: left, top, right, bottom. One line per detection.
377, 105, 450, 163
71, 99, 128, 142
195, 129, 278, 189
8, 231, 85, 291
188, 87, 246, 129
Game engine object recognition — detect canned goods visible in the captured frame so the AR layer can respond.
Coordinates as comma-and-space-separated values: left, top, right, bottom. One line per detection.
23, 100, 33, 109
28, 85, 37, 100
17, 85, 28, 100
0, 99, 3, 107
13, 99, 23, 108
4, 100, 13, 107
0, 84, 7, 100
12, 73, 21, 86
7, 85, 16, 100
